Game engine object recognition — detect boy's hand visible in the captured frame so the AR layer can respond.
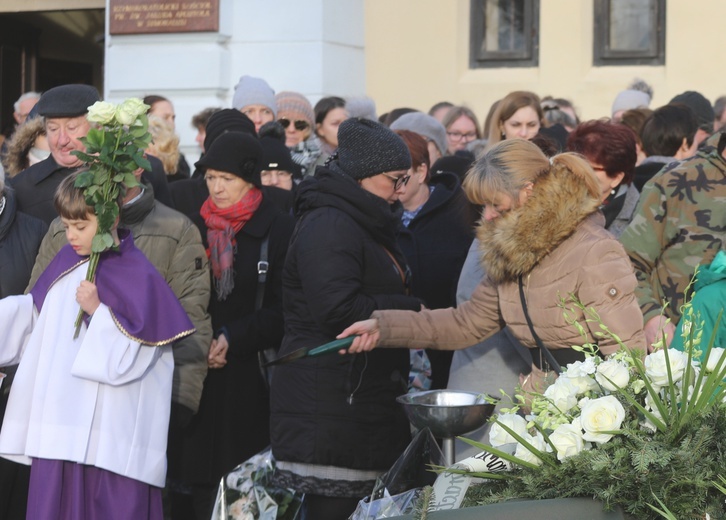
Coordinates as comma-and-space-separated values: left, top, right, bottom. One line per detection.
76, 280, 101, 316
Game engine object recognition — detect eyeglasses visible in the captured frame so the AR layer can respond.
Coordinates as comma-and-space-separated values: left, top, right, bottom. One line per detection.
381, 172, 410, 190
278, 118, 310, 131
447, 131, 477, 142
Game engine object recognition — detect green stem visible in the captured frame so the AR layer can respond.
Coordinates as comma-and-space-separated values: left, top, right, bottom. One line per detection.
73, 252, 100, 339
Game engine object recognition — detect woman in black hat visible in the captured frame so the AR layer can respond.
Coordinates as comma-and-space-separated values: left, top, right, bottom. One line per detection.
269, 118, 423, 519
177, 131, 295, 519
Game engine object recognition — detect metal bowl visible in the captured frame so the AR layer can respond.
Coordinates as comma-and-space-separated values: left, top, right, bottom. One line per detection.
396, 390, 498, 439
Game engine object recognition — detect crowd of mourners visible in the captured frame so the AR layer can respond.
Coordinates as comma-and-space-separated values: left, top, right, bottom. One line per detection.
0, 75, 725, 520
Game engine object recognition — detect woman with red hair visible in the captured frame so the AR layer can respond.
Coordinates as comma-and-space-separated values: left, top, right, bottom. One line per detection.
566, 120, 640, 238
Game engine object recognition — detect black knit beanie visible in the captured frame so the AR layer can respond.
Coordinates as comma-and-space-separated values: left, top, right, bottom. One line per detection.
203, 109, 257, 151
333, 118, 411, 179
195, 132, 263, 187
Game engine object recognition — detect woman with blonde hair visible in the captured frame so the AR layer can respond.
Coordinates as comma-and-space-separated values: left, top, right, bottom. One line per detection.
146, 115, 183, 182
486, 91, 543, 150
339, 139, 645, 384
442, 106, 481, 155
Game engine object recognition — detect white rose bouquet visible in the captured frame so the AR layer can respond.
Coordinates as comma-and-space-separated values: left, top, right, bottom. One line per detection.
70, 98, 152, 337
434, 296, 726, 520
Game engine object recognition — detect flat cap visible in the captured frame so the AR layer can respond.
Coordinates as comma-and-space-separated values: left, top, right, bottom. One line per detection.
36, 84, 101, 118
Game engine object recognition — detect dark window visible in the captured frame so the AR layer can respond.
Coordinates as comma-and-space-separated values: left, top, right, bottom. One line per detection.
470, 0, 539, 68
594, 0, 665, 66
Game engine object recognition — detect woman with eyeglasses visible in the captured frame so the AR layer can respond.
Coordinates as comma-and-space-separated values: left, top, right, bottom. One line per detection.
485, 91, 543, 151
338, 138, 646, 395
442, 106, 481, 155
274, 91, 321, 178
269, 119, 422, 520
393, 130, 475, 391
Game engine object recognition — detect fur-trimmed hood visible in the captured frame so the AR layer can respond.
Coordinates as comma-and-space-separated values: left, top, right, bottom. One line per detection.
478, 164, 601, 284
2, 117, 46, 178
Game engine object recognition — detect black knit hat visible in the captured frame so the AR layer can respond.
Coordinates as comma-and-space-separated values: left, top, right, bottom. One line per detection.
36, 84, 101, 118
260, 136, 300, 178
195, 132, 263, 187
669, 91, 714, 131
334, 118, 411, 179
203, 109, 257, 151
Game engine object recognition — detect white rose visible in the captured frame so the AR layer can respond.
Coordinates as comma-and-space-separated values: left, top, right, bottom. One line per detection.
562, 373, 599, 395
564, 357, 597, 377
644, 349, 688, 387
550, 421, 586, 461
116, 98, 149, 125
489, 413, 528, 447
514, 431, 549, 466
543, 377, 579, 413
86, 101, 116, 124
579, 395, 626, 444
706, 348, 726, 372
595, 359, 630, 391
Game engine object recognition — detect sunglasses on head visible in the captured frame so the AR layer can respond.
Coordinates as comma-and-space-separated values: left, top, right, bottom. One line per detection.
278, 118, 310, 131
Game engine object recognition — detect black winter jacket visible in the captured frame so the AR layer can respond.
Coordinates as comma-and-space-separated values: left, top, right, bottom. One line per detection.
0, 188, 46, 298
397, 172, 474, 310
270, 167, 421, 472
396, 172, 474, 389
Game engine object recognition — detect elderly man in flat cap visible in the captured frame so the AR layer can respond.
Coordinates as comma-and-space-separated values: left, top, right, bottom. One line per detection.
10, 84, 173, 225
9, 84, 100, 225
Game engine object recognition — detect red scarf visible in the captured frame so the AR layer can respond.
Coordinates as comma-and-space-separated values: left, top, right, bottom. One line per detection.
200, 187, 263, 300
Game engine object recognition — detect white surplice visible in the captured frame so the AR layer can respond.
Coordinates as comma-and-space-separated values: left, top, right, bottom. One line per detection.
0, 262, 174, 487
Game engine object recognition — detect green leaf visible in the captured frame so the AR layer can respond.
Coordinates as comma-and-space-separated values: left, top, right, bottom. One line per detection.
91, 233, 113, 253
74, 171, 95, 188
123, 172, 140, 188
133, 154, 152, 171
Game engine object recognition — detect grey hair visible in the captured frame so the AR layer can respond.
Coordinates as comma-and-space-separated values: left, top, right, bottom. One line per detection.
14, 92, 41, 112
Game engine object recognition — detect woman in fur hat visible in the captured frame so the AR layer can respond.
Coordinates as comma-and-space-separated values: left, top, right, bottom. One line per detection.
339, 138, 646, 384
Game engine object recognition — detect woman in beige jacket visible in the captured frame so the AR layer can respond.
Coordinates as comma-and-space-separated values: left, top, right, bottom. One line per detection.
340, 139, 646, 367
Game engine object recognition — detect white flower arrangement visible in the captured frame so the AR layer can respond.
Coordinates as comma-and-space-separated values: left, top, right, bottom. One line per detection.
454, 296, 726, 519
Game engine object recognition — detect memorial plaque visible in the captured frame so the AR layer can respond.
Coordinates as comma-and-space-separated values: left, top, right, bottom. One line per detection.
110, 0, 219, 35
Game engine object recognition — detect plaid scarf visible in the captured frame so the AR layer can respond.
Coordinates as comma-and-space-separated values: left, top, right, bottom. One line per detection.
201, 187, 263, 300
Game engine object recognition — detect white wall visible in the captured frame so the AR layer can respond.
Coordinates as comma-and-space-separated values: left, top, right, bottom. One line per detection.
104, 0, 364, 165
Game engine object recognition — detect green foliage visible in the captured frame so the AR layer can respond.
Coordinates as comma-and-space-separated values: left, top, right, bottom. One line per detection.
463, 406, 726, 518
69, 99, 151, 338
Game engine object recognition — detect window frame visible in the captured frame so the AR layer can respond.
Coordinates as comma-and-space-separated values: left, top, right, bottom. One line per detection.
469, 0, 540, 69
593, 0, 666, 66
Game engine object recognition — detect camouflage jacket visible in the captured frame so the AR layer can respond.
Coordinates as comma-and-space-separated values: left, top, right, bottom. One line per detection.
620, 132, 726, 325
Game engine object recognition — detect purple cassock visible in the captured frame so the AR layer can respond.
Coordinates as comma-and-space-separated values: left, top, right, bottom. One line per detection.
25, 228, 194, 519
30, 228, 195, 345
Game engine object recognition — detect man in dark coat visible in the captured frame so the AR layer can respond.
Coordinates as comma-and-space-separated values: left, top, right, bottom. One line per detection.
10, 85, 172, 225
9, 84, 100, 225
0, 174, 47, 519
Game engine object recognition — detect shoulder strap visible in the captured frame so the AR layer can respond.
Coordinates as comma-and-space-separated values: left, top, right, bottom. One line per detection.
255, 235, 270, 310
518, 275, 562, 374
